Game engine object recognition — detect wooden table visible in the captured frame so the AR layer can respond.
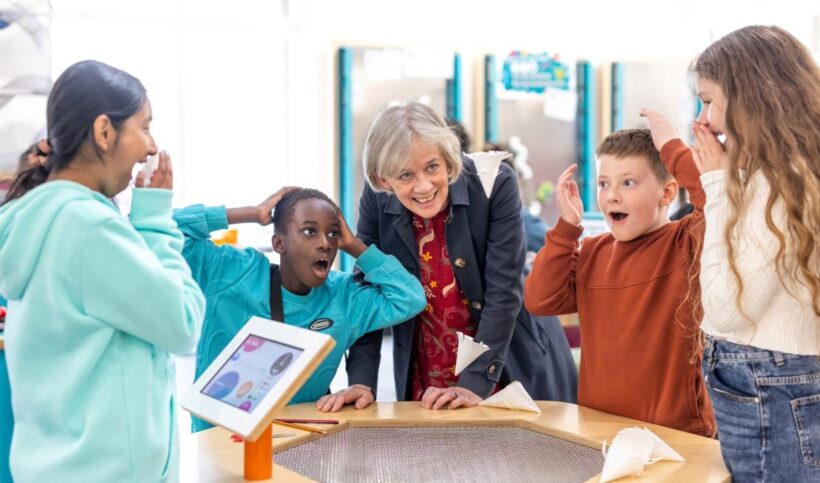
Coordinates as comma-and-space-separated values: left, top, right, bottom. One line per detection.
184, 401, 729, 482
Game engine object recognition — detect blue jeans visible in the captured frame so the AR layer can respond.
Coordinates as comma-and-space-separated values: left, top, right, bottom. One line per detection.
703, 335, 820, 482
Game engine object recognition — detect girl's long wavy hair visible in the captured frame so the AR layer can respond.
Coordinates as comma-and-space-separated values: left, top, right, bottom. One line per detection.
693, 25, 820, 319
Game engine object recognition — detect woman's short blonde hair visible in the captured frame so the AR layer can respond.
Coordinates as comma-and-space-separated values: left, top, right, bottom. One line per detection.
362, 102, 463, 192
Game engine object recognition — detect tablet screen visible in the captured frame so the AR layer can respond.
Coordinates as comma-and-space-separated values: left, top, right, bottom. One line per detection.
202, 335, 304, 413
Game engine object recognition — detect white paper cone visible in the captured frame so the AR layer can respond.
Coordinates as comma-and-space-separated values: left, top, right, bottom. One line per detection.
644, 428, 685, 462
454, 331, 489, 375
599, 427, 685, 482
467, 151, 511, 198
615, 428, 654, 461
478, 381, 541, 413
599, 442, 646, 482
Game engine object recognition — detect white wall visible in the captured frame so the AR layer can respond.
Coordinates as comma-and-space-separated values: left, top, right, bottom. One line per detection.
47, 0, 820, 245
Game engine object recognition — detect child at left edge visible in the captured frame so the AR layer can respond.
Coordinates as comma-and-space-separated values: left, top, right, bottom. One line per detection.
173, 187, 427, 431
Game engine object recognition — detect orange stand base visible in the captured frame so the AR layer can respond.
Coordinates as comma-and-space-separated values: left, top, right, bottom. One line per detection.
243, 425, 272, 480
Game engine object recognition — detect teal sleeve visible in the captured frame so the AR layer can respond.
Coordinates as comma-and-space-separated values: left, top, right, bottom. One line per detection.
173, 204, 228, 239
345, 245, 426, 341
172, 204, 264, 294
81, 189, 206, 354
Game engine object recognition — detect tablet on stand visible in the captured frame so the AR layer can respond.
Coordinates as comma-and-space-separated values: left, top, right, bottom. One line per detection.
182, 316, 335, 480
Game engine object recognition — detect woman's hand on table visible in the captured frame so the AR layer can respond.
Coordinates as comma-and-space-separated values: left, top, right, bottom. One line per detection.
421, 386, 482, 410
315, 384, 375, 412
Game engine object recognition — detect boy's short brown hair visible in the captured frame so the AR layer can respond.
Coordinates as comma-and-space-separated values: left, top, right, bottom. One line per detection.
595, 129, 671, 182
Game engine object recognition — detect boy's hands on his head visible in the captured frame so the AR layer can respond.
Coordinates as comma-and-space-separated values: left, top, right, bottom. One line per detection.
691, 123, 729, 173
640, 108, 680, 151
135, 151, 173, 190
315, 384, 374, 412
556, 164, 583, 226
336, 209, 367, 258
256, 186, 300, 225
421, 386, 482, 410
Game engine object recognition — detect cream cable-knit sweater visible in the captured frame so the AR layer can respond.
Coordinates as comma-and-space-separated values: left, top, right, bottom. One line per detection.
699, 169, 819, 356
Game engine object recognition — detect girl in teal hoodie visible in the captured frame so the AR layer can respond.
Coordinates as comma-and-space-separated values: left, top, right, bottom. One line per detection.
0, 60, 205, 483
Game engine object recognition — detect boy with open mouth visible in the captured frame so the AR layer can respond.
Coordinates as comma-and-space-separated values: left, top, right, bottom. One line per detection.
524, 121, 716, 437
173, 187, 426, 431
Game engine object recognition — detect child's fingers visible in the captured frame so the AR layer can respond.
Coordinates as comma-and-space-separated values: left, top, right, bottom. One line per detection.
134, 172, 146, 188
694, 125, 721, 164
693, 125, 710, 149
150, 151, 171, 188
162, 152, 174, 186
700, 126, 725, 157
565, 184, 578, 206
639, 108, 657, 120
558, 164, 577, 183
556, 165, 578, 197
690, 147, 704, 173
273, 186, 299, 203
567, 180, 580, 199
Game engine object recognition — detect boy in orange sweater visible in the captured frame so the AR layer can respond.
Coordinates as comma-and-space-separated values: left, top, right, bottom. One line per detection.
524, 114, 715, 436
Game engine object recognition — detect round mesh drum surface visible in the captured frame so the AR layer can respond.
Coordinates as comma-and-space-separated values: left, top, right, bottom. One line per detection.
276, 426, 604, 482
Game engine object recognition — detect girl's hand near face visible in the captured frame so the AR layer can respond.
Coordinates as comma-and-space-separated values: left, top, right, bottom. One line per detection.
135, 151, 173, 190
691, 123, 729, 173
556, 164, 584, 226
337, 210, 366, 258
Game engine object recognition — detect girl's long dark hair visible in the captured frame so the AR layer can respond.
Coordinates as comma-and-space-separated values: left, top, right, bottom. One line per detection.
3, 60, 146, 204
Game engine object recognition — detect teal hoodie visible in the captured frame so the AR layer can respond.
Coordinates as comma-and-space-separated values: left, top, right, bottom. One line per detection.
173, 204, 427, 432
0, 181, 205, 483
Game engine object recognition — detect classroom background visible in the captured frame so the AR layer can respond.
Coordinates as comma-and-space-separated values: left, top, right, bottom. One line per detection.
1, 1, 819, 480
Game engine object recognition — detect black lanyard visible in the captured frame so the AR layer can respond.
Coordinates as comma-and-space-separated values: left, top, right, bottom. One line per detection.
269, 264, 284, 322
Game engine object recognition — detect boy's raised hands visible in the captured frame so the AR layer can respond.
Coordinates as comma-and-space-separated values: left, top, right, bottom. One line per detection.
256, 186, 300, 225
556, 164, 583, 226
225, 186, 300, 225
336, 209, 367, 258
640, 108, 679, 151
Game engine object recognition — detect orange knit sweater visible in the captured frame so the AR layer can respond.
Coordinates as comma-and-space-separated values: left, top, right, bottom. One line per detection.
524, 140, 715, 436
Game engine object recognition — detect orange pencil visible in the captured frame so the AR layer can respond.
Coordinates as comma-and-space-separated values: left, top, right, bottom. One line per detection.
272, 420, 325, 434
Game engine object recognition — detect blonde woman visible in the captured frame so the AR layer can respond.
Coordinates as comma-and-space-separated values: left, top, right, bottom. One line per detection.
318, 102, 577, 412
